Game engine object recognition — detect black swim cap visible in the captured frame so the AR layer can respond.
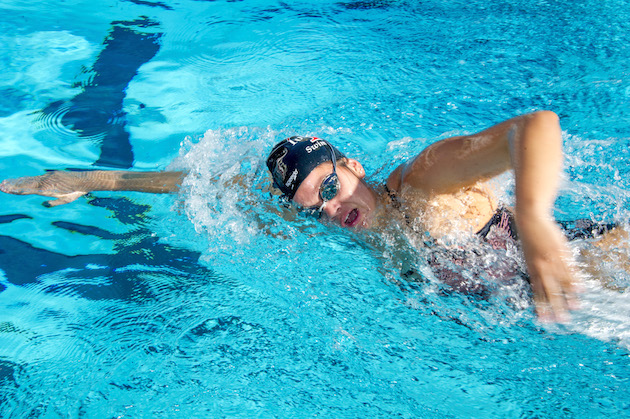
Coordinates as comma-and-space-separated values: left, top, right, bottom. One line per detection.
266, 136, 345, 200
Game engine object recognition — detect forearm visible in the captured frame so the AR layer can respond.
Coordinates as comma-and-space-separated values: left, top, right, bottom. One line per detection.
511, 111, 563, 219
104, 171, 186, 193
1, 169, 186, 207
50, 170, 185, 193
46, 170, 185, 193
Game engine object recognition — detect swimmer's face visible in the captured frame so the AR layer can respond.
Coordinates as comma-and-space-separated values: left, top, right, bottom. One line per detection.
293, 158, 377, 228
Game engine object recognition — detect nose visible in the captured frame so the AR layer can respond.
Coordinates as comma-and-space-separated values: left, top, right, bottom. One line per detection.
322, 198, 340, 220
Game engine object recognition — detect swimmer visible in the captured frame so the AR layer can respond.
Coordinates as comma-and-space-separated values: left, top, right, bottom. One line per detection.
0, 111, 589, 322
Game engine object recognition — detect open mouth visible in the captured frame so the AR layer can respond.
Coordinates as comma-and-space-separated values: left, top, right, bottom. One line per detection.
344, 208, 359, 227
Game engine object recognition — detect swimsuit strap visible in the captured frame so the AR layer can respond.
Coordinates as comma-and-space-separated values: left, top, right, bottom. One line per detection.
384, 185, 412, 225
476, 207, 519, 241
476, 207, 618, 242
384, 184, 401, 210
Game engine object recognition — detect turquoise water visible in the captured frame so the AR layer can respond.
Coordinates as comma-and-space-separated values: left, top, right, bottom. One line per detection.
0, 0, 629, 417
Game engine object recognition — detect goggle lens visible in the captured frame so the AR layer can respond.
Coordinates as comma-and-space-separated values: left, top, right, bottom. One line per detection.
320, 173, 340, 201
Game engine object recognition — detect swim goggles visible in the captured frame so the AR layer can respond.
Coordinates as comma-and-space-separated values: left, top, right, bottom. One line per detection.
298, 143, 341, 218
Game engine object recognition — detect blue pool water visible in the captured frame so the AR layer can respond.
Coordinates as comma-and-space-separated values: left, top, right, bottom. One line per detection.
1, 0, 629, 417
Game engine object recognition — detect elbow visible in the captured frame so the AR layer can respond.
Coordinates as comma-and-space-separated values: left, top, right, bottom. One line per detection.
521, 111, 562, 143
529, 110, 559, 127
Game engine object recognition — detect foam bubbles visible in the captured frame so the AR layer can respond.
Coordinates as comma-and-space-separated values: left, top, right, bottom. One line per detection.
170, 127, 273, 246
571, 278, 630, 348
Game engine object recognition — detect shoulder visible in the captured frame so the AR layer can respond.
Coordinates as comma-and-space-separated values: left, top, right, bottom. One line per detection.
386, 163, 404, 192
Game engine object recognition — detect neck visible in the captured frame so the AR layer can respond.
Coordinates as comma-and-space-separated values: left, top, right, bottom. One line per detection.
363, 184, 393, 230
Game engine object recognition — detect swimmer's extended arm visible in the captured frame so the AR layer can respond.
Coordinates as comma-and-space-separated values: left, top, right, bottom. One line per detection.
0, 170, 185, 207
388, 111, 580, 323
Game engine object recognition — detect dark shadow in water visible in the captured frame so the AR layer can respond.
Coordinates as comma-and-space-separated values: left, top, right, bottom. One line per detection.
0, 197, 212, 301
41, 18, 162, 168
338, 0, 393, 10
0, 198, 220, 407
0, 214, 32, 224
0, 359, 20, 404
0, 360, 17, 384
122, 0, 173, 10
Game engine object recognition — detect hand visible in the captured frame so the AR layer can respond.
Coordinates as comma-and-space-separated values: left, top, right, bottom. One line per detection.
517, 213, 582, 323
0, 171, 88, 207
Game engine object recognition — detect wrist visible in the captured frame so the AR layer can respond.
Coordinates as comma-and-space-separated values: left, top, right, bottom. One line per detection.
515, 202, 552, 222
514, 204, 557, 237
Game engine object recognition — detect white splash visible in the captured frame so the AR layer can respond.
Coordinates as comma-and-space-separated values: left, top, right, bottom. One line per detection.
169, 127, 272, 245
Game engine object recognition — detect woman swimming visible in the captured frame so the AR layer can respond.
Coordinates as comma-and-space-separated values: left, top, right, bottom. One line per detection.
0, 111, 597, 323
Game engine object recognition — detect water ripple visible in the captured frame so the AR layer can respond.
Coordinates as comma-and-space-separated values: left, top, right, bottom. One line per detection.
33, 102, 108, 143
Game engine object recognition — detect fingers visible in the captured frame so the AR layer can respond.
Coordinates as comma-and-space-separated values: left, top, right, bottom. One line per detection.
1, 176, 48, 195
537, 277, 570, 323
532, 268, 582, 323
564, 274, 582, 311
1, 178, 30, 195
531, 275, 557, 323
43, 191, 87, 207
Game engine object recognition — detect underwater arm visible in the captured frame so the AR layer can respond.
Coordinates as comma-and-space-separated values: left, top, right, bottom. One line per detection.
0, 170, 185, 207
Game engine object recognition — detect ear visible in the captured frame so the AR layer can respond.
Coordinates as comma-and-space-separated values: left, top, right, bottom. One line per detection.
343, 158, 366, 179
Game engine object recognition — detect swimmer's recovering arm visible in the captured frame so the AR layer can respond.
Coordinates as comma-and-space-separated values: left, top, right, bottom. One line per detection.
388, 111, 580, 323
0, 170, 185, 207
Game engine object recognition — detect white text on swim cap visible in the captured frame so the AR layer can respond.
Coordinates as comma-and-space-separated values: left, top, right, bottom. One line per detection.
305, 140, 326, 153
